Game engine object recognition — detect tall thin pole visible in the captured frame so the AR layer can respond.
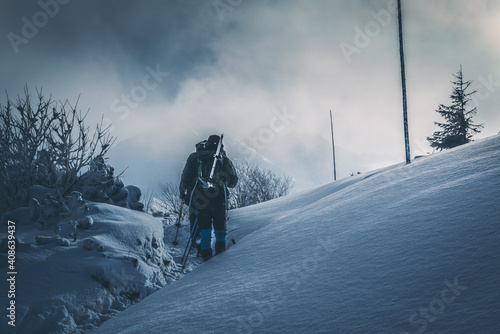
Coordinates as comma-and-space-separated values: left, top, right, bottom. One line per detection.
330, 110, 337, 181
398, 0, 411, 164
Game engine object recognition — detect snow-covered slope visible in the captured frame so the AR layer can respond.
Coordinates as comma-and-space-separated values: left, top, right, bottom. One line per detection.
92, 135, 500, 334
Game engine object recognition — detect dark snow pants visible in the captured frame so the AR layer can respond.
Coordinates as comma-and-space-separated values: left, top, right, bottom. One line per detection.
189, 187, 227, 251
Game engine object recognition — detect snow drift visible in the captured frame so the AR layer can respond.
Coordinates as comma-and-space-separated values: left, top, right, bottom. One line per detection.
1, 203, 179, 334
92, 135, 500, 334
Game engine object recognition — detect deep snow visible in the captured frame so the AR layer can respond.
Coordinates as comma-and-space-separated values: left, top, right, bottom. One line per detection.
89, 135, 500, 333
0, 202, 181, 334
2, 135, 499, 334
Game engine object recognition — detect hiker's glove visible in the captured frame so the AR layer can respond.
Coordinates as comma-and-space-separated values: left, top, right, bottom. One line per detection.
180, 189, 187, 201
219, 174, 228, 185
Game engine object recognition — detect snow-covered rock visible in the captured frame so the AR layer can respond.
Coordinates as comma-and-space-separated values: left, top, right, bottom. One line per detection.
0, 203, 178, 334
70, 156, 145, 211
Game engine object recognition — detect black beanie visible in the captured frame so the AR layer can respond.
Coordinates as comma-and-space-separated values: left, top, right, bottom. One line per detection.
205, 135, 221, 150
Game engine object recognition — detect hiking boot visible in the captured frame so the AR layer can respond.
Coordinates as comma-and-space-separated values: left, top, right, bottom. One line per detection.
215, 241, 226, 255
200, 248, 213, 262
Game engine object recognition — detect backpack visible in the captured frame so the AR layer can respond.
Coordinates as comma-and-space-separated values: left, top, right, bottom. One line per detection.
195, 135, 225, 190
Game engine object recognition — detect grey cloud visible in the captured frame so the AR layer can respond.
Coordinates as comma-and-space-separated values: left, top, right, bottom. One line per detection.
1, 0, 499, 192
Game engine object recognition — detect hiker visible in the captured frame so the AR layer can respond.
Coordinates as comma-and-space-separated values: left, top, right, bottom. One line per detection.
179, 134, 238, 261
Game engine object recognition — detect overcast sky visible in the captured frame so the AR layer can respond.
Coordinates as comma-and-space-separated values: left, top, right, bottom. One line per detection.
1, 0, 499, 192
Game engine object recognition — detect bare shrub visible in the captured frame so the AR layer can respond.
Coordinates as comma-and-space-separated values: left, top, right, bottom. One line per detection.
157, 181, 187, 223
0, 87, 115, 215
229, 161, 293, 209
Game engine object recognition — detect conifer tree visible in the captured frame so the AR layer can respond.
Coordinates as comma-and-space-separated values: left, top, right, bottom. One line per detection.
427, 66, 483, 150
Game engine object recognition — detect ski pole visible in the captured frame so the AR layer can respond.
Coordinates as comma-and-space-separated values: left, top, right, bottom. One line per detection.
181, 218, 196, 264
223, 182, 236, 246
181, 217, 198, 270
223, 181, 228, 221
172, 199, 185, 246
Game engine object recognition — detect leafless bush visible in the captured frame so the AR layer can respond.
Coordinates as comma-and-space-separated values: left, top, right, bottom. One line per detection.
141, 188, 156, 215
157, 181, 187, 222
0, 87, 115, 215
229, 161, 293, 209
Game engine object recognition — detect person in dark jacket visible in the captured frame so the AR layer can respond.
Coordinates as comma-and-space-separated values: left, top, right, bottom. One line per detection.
179, 134, 238, 261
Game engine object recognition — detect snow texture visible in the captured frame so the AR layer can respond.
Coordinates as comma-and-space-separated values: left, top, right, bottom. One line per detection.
2, 135, 499, 334
91, 135, 500, 334
1, 203, 179, 334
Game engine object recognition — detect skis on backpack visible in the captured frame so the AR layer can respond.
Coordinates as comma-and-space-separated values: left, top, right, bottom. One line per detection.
210, 133, 223, 179
197, 133, 224, 190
